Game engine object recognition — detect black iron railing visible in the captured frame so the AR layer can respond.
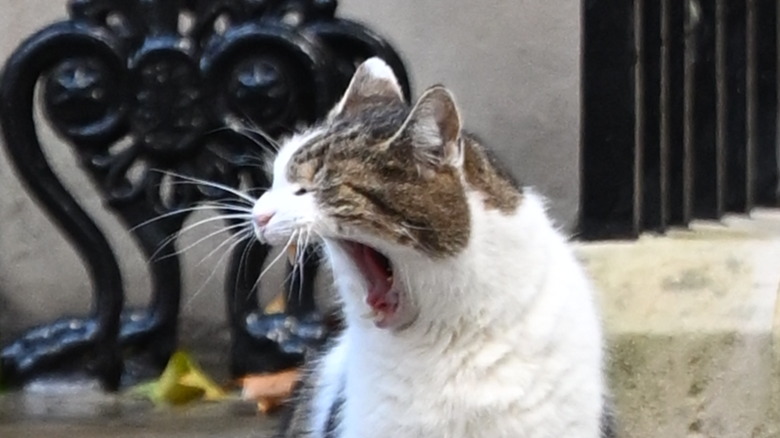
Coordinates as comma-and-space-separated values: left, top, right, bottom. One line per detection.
582, 0, 778, 239
0, 0, 410, 390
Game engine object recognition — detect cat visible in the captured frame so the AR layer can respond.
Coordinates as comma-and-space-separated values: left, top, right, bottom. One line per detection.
251, 57, 608, 438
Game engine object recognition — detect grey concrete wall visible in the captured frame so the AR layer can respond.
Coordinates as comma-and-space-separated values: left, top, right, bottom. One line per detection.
0, 1, 580, 348
340, 0, 581, 226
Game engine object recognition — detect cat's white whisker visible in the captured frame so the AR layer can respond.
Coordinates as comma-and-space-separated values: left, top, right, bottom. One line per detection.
195, 225, 254, 267
168, 180, 272, 199
152, 170, 257, 204
232, 235, 257, 305
153, 222, 249, 262
236, 125, 282, 151
205, 201, 255, 212
164, 181, 257, 206
185, 228, 255, 310
247, 231, 299, 303
236, 139, 276, 159
130, 203, 253, 232
245, 185, 271, 194
295, 229, 305, 265
174, 213, 252, 236
236, 153, 272, 166
148, 213, 252, 261
295, 227, 313, 304
289, 230, 305, 304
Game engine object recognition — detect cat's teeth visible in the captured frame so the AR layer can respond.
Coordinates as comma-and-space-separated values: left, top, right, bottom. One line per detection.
361, 308, 381, 320
386, 276, 393, 284
286, 243, 298, 265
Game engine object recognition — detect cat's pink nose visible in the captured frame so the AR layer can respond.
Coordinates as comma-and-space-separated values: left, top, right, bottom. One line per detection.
254, 212, 274, 228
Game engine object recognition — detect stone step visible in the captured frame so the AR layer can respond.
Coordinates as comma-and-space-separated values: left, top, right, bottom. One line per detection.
577, 209, 780, 438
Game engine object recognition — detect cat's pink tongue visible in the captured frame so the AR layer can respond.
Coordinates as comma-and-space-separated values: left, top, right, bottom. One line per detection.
357, 244, 397, 325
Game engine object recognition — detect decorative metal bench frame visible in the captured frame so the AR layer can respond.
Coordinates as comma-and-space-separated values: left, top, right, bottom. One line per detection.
0, 0, 410, 390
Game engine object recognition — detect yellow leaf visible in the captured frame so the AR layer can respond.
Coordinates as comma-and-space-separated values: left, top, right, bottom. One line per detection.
130, 350, 227, 406
160, 383, 205, 405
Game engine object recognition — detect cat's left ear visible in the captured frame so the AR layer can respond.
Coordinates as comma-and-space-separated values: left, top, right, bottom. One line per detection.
329, 57, 404, 118
394, 86, 463, 168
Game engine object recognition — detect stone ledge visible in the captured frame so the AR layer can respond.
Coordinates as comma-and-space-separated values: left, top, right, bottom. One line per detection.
576, 209, 780, 438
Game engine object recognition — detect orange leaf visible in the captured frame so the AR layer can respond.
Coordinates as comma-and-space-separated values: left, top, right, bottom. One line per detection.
241, 368, 300, 400
257, 396, 287, 414
240, 368, 301, 413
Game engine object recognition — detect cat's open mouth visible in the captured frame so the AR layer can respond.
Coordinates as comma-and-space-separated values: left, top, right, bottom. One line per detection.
343, 241, 405, 329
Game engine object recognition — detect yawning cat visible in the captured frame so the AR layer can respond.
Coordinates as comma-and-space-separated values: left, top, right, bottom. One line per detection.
252, 57, 608, 438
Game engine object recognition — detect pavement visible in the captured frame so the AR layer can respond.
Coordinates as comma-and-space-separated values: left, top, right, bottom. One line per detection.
0, 380, 279, 437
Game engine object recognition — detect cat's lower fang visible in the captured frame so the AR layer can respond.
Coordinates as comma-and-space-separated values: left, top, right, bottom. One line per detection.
361, 308, 381, 320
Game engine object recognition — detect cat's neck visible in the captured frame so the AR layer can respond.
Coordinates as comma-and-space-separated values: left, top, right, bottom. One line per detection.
319, 192, 603, 438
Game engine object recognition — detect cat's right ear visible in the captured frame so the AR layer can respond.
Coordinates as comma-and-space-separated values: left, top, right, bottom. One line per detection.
391, 86, 463, 170
328, 57, 404, 119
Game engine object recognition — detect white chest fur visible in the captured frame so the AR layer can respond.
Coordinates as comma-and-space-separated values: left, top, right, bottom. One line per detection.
311, 192, 605, 438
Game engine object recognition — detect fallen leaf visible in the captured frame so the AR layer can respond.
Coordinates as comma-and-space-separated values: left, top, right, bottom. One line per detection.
130, 350, 227, 406
264, 293, 287, 314
240, 368, 300, 413
256, 396, 287, 414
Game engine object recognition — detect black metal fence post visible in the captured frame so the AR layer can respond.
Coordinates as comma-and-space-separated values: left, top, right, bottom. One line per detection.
582, 0, 779, 239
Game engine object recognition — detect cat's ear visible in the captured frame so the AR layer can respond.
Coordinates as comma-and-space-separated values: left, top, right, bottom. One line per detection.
395, 86, 463, 168
329, 57, 404, 118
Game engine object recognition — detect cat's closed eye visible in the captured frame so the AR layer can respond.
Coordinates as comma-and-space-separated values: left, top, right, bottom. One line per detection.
294, 188, 309, 196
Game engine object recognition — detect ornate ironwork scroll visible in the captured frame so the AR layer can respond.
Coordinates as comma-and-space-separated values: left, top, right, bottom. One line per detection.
0, 0, 410, 389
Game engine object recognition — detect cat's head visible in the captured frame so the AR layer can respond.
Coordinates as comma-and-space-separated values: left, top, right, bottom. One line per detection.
252, 58, 475, 328
253, 58, 473, 253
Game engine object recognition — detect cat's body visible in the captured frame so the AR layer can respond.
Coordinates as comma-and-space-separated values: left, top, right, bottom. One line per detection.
253, 58, 607, 438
